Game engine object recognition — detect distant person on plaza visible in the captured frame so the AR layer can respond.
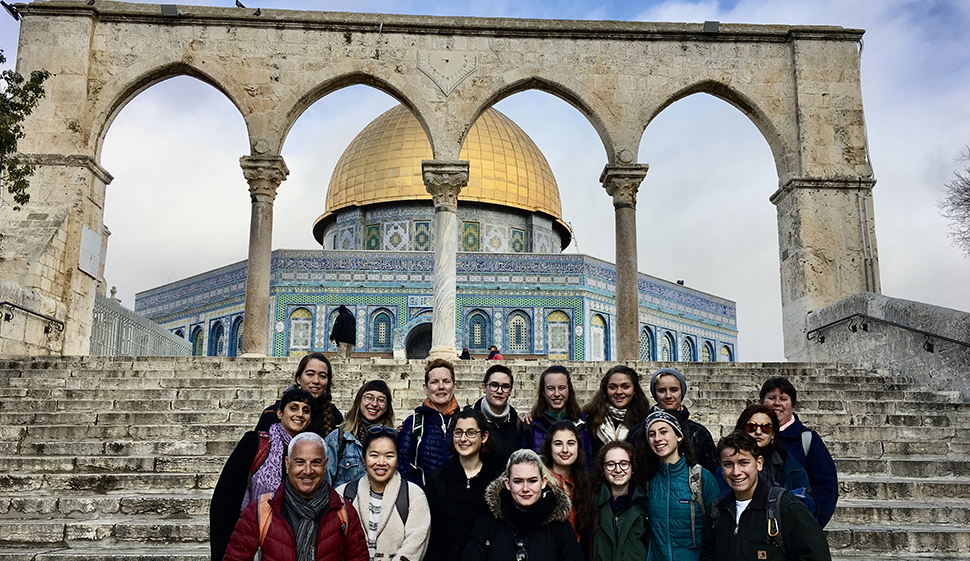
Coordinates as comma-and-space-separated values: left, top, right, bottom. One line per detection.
256, 352, 343, 438
459, 348, 472, 360
714, 404, 816, 516
330, 305, 356, 358
487, 345, 504, 360
399, 358, 460, 486
520, 365, 594, 472
761, 377, 838, 527
627, 367, 718, 474
472, 364, 521, 465
210, 387, 315, 561
424, 408, 503, 561
222, 432, 368, 561
583, 365, 651, 460
640, 410, 719, 561
540, 420, 596, 557
335, 430, 431, 561
701, 431, 831, 561
462, 449, 583, 561
324, 380, 395, 487
592, 441, 649, 561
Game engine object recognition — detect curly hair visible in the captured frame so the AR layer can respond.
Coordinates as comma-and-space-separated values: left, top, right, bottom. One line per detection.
540, 420, 595, 536
582, 365, 651, 433
638, 409, 697, 482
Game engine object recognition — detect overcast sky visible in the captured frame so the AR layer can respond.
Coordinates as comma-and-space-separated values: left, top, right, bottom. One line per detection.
2, 0, 969, 361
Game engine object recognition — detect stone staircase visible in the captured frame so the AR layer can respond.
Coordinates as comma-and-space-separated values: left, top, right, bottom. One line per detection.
0, 357, 968, 560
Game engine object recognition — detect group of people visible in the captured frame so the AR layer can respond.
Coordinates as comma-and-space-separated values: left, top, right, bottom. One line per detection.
210, 353, 838, 561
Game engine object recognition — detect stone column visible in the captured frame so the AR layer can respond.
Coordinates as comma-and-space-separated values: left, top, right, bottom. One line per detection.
600, 165, 648, 362
239, 156, 289, 357
771, 177, 879, 361
422, 160, 469, 360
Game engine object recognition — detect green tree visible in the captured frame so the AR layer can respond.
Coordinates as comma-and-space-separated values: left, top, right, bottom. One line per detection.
1, 48, 50, 210
940, 147, 970, 257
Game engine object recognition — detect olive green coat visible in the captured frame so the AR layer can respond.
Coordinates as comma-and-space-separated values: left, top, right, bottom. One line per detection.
592, 484, 649, 561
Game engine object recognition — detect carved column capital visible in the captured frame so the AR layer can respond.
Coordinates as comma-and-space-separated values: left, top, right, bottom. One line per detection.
422, 160, 469, 212
600, 164, 648, 209
240, 156, 289, 203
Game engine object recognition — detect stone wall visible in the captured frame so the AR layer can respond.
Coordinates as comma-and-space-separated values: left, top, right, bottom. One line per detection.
0, 278, 63, 355
806, 292, 970, 398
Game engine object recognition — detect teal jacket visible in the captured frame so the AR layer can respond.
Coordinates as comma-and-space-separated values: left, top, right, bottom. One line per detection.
592, 484, 649, 561
646, 457, 719, 561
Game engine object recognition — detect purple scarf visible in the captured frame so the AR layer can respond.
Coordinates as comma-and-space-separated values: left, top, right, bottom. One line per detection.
242, 423, 293, 508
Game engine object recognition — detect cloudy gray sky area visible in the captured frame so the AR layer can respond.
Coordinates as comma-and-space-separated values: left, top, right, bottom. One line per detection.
2, 1, 968, 361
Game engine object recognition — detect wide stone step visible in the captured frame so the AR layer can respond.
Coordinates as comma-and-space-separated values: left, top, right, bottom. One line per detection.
0, 545, 210, 561
11, 440, 237, 457
826, 523, 970, 553
0, 456, 227, 474
0, 493, 212, 518
0, 473, 217, 493
0, 518, 208, 546
840, 475, 970, 501
832, 499, 970, 525
836, 456, 970, 478
19, 424, 251, 442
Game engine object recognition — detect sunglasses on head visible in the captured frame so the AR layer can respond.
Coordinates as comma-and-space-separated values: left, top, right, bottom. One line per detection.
744, 421, 773, 434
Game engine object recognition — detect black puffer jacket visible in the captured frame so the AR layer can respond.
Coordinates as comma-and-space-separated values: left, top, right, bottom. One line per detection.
462, 478, 583, 561
424, 455, 503, 561
329, 305, 355, 345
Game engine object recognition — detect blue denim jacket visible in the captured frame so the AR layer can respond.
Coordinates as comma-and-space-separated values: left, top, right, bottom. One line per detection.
324, 428, 364, 487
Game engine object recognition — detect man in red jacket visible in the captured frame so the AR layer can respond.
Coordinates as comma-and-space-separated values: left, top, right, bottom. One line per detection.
223, 432, 369, 561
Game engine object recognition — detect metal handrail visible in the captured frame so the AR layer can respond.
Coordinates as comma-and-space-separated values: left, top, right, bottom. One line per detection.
0, 301, 65, 332
806, 312, 970, 349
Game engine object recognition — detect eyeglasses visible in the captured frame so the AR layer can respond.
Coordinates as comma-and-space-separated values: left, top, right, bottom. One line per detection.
362, 394, 387, 406
604, 460, 631, 472
486, 382, 512, 393
367, 426, 397, 435
744, 421, 773, 435
515, 538, 528, 561
453, 429, 481, 439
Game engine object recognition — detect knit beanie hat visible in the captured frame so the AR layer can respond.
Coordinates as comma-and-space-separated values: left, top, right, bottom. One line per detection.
644, 410, 684, 438
649, 367, 687, 401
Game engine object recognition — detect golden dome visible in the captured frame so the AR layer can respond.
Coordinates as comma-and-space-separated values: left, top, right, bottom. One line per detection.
315, 105, 568, 243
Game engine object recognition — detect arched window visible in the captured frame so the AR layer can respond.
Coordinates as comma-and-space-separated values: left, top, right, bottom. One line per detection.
546, 310, 570, 360
209, 321, 226, 356
372, 309, 393, 350
507, 312, 530, 353
720, 345, 734, 362
681, 337, 695, 362
289, 308, 314, 353
173, 329, 185, 339
467, 311, 489, 352
191, 327, 204, 356
702, 341, 714, 362
639, 327, 653, 361
229, 317, 244, 357
590, 314, 607, 361
661, 332, 675, 362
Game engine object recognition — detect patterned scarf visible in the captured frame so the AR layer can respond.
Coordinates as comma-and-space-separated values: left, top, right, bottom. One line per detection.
354, 418, 380, 444
596, 404, 629, 444
283, 478, 330, 561
243, 423, 293, 508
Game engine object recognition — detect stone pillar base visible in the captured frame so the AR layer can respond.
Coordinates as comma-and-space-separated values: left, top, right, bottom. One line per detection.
428, 345, 458, 360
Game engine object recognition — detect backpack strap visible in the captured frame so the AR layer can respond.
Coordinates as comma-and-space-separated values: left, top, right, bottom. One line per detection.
396, 479, 410, 525
688, 463, 704, 549
250, 432, 271, 474
342, 480, 359, 503
256, 492, 274, 548
801, 430, 813, 457
766, 486, 787, 556
410, 412, 426, 485
337, 499, 350, 535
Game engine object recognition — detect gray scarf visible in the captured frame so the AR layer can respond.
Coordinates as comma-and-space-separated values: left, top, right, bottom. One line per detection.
283, 478, 330, 561
479, 397, 510, 424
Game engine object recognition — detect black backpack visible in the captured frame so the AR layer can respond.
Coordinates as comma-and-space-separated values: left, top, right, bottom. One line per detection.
712, 486, 789, 557
342, 478, 411, 524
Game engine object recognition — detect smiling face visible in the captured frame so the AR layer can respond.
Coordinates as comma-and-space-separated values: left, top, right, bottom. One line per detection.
285, 439, 328, 499
277, 399, 312, 437
424, 367, 455, 411
607, 372, 635, 409
763, 389, 794, 426
364, 437, 398, 488
359, 390, 388, 423
745, 412, 774, 448
647, 420, 682, 464
603, 447, 632, 493
483, 372, 513, 412
297, 359, 329, 399
653, 374, 683, 411
453, 417, 487, 458
543, 373, 569, 413
505, 462, 546, 508
550, 429, 579, 470
720, 447, 764, 501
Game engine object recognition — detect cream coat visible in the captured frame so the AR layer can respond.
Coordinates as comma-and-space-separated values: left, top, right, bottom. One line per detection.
336, 472, 431, 561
